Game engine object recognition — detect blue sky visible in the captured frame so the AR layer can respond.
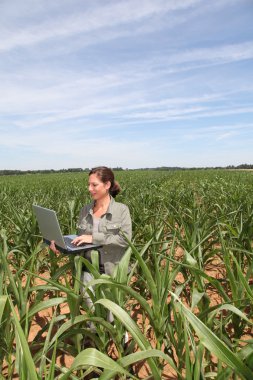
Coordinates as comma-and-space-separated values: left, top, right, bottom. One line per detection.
1, 0, 253, 170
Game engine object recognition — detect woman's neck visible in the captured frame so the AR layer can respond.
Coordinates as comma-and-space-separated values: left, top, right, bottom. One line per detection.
94, 194, 110, 210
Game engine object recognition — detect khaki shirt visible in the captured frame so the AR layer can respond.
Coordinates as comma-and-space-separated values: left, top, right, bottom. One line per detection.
77, 197, 132, 274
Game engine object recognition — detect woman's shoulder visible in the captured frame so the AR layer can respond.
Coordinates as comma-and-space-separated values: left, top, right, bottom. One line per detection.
79, 202, 93, 216
111, 199, 130, 212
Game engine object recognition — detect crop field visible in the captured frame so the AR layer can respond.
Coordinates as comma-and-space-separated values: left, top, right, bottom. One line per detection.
0, 169, 253, 380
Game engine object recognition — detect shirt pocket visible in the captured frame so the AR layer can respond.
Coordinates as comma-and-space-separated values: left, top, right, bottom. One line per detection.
105, 221, 122, 234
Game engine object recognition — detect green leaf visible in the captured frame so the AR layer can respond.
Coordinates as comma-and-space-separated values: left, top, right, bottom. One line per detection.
96, 299, 150, 350
26, 297, 67, 320
59, 348, 128, 380
96, 299, 161, 380
232, 255, 253, 301
87, 277, 153, 321
46, 339, 58, 380
100, 349, 181, 380
171, 292, 253, 380
8, 295, 38, 380
185, 250, 197, 266
0, 295, 8, 322
208, 303, 253, 326
191, 288, 205, 310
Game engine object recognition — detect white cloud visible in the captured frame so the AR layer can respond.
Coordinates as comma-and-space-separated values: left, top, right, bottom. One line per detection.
183, 123, 253, 141
0, 0, 252, 169
0, 0, 203, 52
1, 38, 252, 127
171, 42, 253, 65
216, 131, 237, 140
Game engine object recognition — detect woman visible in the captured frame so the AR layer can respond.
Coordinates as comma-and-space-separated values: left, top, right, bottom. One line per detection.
51, 166, 132, 348
75, 166, 131, 271
50, 166, 132, 285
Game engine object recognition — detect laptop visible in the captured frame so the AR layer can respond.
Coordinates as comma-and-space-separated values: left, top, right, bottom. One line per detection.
33, 204, 102, 254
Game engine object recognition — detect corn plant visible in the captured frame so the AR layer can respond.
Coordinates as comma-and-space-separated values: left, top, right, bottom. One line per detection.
0, 169, 253, 379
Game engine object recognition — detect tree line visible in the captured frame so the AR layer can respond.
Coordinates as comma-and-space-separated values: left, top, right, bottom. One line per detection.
0, 164, 253, 176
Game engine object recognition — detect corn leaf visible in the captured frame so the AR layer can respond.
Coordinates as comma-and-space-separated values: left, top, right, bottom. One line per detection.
171, 292, 253, 380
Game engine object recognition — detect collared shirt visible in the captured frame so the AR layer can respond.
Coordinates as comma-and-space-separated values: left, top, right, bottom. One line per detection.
77, 197, 132, 274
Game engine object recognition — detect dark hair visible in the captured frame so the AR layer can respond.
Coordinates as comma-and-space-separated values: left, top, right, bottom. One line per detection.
89, 166, 121, 198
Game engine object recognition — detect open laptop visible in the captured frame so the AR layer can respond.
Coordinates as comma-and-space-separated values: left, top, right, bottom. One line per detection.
33, 204, 102, 254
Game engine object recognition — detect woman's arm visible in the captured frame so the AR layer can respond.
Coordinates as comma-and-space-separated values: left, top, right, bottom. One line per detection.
49, 240, 60, 253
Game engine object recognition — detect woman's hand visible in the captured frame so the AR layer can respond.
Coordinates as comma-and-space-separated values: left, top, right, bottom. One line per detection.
71, 234, 93, 246
49, 240, 60, 254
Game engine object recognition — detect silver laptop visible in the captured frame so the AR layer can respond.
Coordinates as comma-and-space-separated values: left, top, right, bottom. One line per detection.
33, 204, 102, 254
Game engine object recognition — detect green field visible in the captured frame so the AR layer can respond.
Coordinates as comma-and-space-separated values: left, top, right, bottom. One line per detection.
0, 170, 253, 379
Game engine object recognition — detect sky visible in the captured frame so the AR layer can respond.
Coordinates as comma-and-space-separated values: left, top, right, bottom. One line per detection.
1, 0, 253, 170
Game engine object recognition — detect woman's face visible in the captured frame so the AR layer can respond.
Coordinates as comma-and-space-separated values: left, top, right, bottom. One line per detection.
88, 173, 110, 201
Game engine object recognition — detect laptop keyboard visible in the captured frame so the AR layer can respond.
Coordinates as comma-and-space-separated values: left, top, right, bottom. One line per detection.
64, 236, 81, 249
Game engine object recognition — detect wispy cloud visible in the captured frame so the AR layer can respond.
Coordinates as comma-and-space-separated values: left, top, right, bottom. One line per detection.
1, 0, 252, 169
1, 40, 252, 116
169, 42, 253, 66
0, 0, 204, 52
183, 123, 253, 142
